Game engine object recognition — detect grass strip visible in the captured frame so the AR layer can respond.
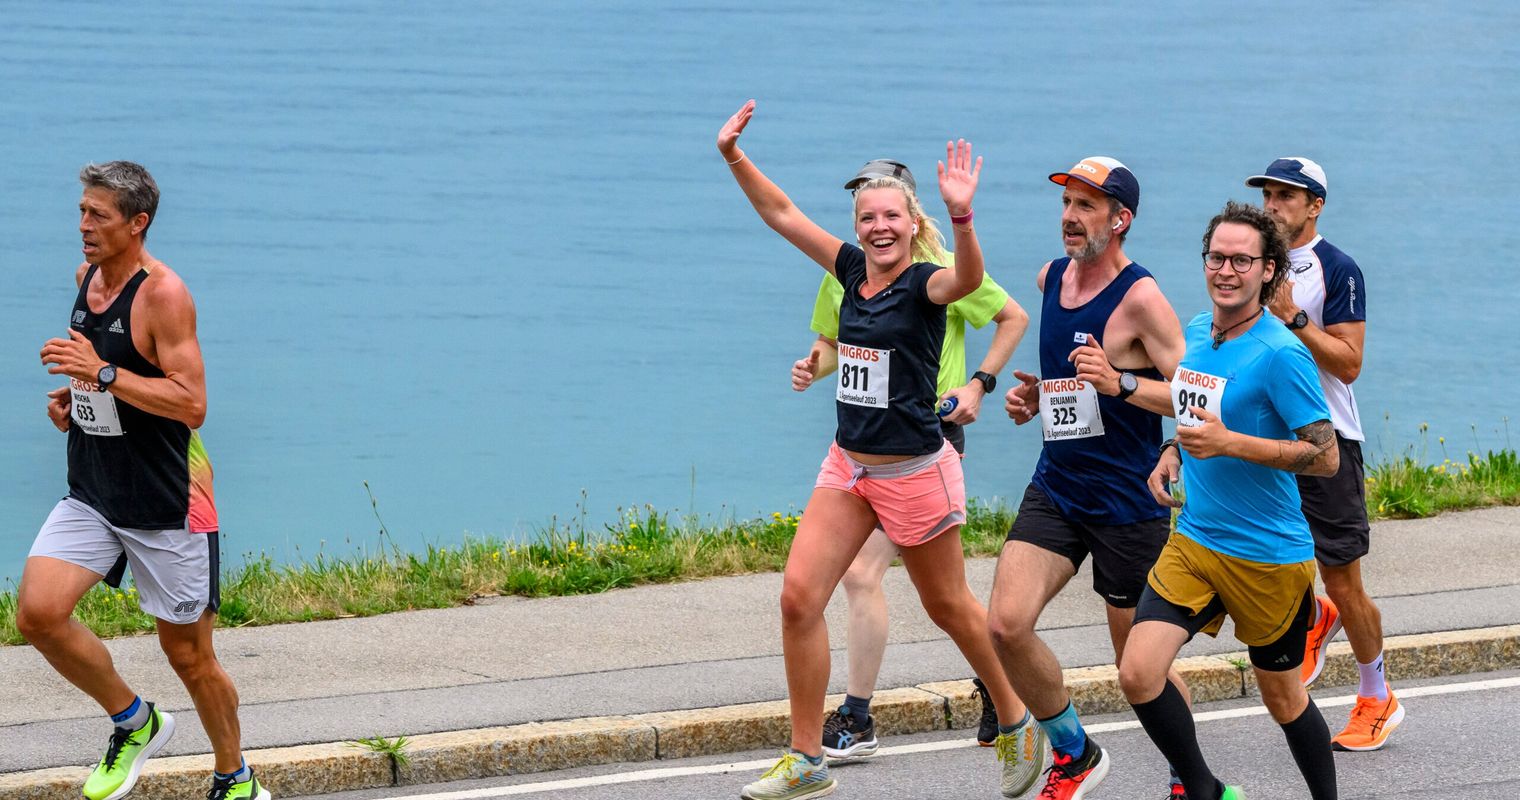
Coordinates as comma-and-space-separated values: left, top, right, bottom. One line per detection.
2, 447, 1516, 645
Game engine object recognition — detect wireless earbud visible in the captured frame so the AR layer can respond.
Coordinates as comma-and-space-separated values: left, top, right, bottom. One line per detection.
1111, 220, 1123, 231
912, 225, 919, 235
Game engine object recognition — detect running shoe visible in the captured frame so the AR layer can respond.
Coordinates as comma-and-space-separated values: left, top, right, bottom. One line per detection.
1220, 786, 1245, 799
1166, 782, 1187, 798
1332, 686, 1404, 751
994, 719, 1049, 797
1035, 737, 1108, 799
82, 703, 176, 800
740, 752, 835, 800
821, 706, 878, 760
206, 769, 272, 800
973, 677, 998, 746
1300, 595, 1342, 686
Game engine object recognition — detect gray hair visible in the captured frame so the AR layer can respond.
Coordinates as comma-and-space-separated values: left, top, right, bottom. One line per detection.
79, 161, 160, 239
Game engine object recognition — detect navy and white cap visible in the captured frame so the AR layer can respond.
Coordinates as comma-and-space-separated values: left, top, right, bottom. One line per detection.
1246, 157, 1328, 200
1049, 156, 1140, 214
845, 159, 916, 193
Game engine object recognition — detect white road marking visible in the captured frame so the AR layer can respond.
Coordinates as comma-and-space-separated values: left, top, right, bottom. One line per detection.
386, 675, 1520, 799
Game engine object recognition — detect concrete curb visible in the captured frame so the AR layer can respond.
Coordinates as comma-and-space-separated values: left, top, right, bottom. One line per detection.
2, 625, 1515, 799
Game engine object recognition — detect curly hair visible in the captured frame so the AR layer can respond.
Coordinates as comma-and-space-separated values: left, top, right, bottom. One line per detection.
1201, 200, 1290, 305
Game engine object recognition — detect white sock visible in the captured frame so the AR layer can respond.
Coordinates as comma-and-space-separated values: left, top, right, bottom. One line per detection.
1357, 654, 1388, 699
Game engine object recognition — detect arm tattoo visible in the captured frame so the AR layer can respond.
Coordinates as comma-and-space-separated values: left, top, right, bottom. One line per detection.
1286, 420, 1336, 473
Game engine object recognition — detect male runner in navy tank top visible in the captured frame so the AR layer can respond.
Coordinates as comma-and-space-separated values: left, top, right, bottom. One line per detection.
1249, 157, 1401, 754
987, 158, 1191, 799
23, 162, 268, 800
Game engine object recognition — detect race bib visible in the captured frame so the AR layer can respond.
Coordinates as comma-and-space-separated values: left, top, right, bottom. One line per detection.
836, 343, 890, 408
1173, 367, 1227, 428
70, 377, 124, 436
1040, 378, 1105, 441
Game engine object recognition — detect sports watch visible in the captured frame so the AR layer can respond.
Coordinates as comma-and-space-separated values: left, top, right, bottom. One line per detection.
97, 364, 117, 389
1287, 310, 1310, 330
1116, 371, 1139, 400
971, 371, 997, 394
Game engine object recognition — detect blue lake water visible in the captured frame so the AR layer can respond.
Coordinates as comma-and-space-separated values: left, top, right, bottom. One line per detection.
3, 2, 1517, 583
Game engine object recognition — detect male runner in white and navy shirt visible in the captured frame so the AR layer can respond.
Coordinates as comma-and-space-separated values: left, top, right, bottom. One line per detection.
1247, 157, 1402, 752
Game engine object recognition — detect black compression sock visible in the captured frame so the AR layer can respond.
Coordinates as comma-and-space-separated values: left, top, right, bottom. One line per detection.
1280, 699, 1338, 800
1131, 681, 1224, 800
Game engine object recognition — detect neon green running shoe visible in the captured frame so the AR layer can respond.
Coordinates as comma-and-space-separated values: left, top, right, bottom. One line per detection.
994, 718, 1049, 797
206, 768, 271, 800
1221, 786, 1246, 799
82, 703, 175, 800
739, 751, 835, 799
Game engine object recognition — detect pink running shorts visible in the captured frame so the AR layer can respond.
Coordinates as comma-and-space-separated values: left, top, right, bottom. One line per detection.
814, 439, 967, 547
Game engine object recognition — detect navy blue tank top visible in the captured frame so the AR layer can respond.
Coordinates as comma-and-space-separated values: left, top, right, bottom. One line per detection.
832, 243, 946, 456
67, 265, 192, 529
1031, 258, 1166, 525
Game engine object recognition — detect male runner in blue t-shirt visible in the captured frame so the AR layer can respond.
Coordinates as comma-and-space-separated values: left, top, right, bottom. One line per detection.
1121, 200, 1340, 800
1248, 157, 1401, 752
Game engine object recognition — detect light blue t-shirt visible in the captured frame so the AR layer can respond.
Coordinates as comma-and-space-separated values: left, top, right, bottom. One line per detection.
1174, 310, 1331, 564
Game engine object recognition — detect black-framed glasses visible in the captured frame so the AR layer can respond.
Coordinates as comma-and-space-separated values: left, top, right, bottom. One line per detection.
1202, 251, 1266, 273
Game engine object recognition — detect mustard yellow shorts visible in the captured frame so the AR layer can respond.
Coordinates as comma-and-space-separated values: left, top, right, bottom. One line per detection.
1138, 533, 1315, 658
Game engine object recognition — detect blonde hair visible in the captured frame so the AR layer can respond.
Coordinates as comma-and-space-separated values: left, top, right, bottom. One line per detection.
851, 176, 949, 265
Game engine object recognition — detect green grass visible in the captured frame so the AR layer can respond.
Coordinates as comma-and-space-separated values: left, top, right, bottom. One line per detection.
2, 447, 1516, 646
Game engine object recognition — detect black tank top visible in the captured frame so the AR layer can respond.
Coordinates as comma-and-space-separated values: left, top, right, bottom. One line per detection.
832, 244, 946, 456
66, 265, 191, 529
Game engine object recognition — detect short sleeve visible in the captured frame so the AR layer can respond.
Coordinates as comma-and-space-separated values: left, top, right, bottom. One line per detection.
810, 274, 844, 338
1267, 341, 1332, 431
906, 262, 942, 307
948, 273, 1010, 329
833, 242, 866, 291
1319, 249, 1366, 325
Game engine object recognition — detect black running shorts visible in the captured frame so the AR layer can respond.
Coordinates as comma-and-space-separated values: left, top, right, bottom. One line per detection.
1005, 484, 1170, 608
1297, 434, 1371, 567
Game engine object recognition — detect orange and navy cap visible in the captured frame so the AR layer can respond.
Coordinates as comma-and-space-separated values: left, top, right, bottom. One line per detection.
1049, 156, 1140, 214
1246, 157, 1327, 200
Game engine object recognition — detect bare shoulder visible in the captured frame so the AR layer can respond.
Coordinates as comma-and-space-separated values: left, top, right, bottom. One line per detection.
74, 262, 90, 287
1035, 260, 1054, 292
141, 262, 196, 307
1120, 276, 1179, 324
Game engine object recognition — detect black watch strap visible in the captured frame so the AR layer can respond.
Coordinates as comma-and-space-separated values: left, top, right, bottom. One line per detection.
971, 371, 997, 394
1160, 438, 1179, 456
1116, 371, 1138, 400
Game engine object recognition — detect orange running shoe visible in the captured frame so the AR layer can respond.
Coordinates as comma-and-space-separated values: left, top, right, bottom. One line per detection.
1332, 687, 1404, 751
1300, 595, 1341, 686
1036, 738, 1108, 799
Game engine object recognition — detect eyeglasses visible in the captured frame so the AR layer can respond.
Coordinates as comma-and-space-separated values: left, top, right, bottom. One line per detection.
1201, 251, 1266, 273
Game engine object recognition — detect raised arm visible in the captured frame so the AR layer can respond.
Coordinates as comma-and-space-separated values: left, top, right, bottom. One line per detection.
926, 140, 984, 305
717, 100, 843, 272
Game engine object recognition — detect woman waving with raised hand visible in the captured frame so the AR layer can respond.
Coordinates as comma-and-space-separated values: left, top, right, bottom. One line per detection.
719, 100, 1044, 800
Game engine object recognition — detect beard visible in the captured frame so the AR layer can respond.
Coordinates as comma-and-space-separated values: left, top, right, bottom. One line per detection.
1065, 224, 1112, 261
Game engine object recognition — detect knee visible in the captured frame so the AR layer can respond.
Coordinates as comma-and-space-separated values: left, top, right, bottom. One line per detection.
1258, 680, 1307, 723
840, 561, 883, 599
15, 602, 69, 645
1118, 660, 1166, 705
161, 640, 217, 680
779, 582, 827, 629
921, 593, 970, 631
987, 607, 1036, 651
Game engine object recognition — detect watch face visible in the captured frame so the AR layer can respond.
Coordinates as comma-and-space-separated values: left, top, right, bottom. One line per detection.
975, 372, 996, 393
98, 365, 116, 386
1120, 372, 1138, 392
1293, 311, 1309, 329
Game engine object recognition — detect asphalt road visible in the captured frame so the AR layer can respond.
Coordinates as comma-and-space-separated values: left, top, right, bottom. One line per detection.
292, 668, 1520, 800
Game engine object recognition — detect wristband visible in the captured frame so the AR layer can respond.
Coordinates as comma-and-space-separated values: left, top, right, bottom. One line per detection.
1160, 438, 1179, 456
726, 152, 746, 166
949, 209, 973, 225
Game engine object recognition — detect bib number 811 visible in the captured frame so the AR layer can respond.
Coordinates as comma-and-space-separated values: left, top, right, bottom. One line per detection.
839, 364, 870, 392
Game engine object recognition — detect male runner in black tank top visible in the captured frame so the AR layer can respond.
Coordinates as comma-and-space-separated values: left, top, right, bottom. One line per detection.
24, 162, 268, 800
987, 158, 1192, 799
